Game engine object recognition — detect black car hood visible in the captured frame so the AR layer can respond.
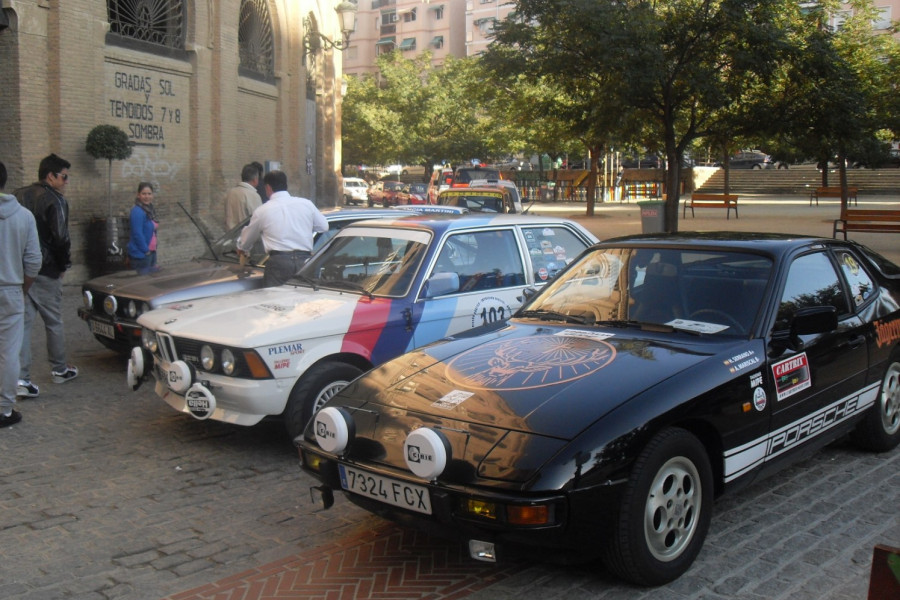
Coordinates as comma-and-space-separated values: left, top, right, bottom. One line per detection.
354, 322, 747, 441
83, 258, 262, 306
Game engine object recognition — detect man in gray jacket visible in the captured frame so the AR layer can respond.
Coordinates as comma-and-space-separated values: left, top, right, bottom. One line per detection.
0, 161, 42, 427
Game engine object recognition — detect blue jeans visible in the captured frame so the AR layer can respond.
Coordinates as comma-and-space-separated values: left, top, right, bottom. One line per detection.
130, 251, 158, 274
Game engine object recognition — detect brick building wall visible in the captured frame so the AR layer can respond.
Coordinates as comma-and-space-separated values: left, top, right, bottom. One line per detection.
0, 0, 346, 282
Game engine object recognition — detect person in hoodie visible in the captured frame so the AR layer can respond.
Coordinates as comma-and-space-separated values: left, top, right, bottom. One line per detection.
0, 161, 42, 428
13, 153, 79, 399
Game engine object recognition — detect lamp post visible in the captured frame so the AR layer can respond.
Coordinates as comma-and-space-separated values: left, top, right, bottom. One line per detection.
305, 1, 357, 55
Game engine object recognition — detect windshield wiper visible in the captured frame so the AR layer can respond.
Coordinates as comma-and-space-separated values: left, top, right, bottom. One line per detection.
517, 309, 589, 324
320, 278, 374, 299
289, 274, 320, 291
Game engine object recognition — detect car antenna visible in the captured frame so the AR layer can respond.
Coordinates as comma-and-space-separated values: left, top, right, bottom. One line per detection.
177, 202, 218, 261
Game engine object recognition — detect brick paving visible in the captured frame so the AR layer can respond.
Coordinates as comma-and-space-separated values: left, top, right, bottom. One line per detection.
0, 196, 897, 600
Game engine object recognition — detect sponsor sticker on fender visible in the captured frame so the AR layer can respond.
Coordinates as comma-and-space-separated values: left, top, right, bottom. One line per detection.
772, 352, 811, 401
874, 317, 900, 349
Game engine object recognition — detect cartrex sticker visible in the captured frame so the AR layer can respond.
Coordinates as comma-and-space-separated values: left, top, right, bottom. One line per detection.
771, 352, 811, 401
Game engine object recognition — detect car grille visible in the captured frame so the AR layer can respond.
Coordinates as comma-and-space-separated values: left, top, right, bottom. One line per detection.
152, 332, 257, 378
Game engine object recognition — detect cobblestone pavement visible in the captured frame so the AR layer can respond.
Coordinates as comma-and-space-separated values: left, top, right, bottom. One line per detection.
0, 196, 897, 600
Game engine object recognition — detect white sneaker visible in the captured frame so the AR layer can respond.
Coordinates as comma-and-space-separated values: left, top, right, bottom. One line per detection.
51, 366, 79, 384
17, 380, 40, 398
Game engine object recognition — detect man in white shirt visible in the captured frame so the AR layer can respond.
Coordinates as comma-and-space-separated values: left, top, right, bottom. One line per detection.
238, 170, 328, 286
224, 164, 263, 229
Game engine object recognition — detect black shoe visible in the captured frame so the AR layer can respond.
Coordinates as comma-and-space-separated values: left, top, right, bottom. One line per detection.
0, 410, 22, 428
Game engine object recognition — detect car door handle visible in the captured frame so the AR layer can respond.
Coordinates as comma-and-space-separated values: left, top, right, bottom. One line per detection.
841, 334, 866, 351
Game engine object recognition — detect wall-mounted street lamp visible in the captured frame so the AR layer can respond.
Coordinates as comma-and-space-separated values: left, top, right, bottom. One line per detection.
304, 1, 358, 55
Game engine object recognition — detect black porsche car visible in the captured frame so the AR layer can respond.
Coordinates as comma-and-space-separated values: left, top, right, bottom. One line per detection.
296, 232, 900, 586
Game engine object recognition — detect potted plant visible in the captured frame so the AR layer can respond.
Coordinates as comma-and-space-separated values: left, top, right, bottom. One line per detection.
85, 124, 132, 257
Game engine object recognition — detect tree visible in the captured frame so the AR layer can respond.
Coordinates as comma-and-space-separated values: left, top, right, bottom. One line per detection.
85, 124, 133, 219
484, 0, 792, 231
342, 53, 516, 178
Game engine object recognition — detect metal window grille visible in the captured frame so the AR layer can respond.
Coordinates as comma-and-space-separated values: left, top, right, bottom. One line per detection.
239, 0, 275, 78
107, 0, 185, 48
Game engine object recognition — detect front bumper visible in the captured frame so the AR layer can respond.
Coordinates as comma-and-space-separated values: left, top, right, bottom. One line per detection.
297, 445, 626, 563
147, 356, 290, 426
78, 308, 142, 353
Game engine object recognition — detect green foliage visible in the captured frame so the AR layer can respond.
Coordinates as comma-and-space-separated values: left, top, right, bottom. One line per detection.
342, 52, 516, 172
85, 124, 133, 161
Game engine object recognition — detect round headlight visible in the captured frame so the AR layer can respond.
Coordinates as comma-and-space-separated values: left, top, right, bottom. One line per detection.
140, 302, 151, 315
83, 290, 93, 310
103, 295, 118, 316
200, 345, 216, 371
141, 328, 158, 353
126, 300, 137, 318
221, 349, 235, 375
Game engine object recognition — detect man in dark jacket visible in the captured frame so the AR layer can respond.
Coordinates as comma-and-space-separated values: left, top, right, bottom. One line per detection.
14, 154, 78, 398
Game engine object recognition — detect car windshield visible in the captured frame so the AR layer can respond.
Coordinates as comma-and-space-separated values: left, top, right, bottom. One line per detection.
439, 192, 504, 212
520, 247, 773, 335
409, 183, 427, 193
296, 227, 431, 297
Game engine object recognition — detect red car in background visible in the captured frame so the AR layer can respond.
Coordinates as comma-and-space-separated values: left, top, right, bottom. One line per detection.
397, 182, 430, 205
367, 180, 405, 207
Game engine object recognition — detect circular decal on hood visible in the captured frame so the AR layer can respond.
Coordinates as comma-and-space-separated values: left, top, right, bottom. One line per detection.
446, 334, 616, 391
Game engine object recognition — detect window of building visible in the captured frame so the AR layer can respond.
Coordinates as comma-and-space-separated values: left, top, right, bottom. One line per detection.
107, 0, 185, 51
239, 0, 275, 79
399, 37, 416, 51
431, 36, 444, 49
402, 8, 417, 22
873, 6, 891, 29
431, 5, 444, 20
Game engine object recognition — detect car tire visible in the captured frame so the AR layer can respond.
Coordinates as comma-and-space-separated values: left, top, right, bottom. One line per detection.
602, 428, 713, 586
851, 352, 900, 452
752, 164, 761, 170
284, 362, 364, 441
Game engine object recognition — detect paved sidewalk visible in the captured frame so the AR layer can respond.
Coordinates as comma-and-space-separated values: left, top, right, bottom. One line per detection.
0, 195, 897, 600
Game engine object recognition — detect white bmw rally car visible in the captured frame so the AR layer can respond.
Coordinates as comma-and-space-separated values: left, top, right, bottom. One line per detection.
129, 214, 598, 439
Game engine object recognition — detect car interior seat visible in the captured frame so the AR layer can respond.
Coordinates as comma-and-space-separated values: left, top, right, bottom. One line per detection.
630, 262, 684, 323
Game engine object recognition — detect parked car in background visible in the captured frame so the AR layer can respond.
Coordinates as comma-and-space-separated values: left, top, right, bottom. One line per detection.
129, 214, 599, 440
78, 208, 409, 355
342, 177, 369, 205
728, 151, 775, 169
386, 164, 427, 176
367, 180, 405, 207
397, 182, 430, 204
297, 232, 900, 585
427, 167, 454, 203
438, 186, 522, 213
451, 166, 502, 187
622, 154, 663, 169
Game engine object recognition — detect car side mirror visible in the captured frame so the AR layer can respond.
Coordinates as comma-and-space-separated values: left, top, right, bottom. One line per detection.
425, 272, 460, 298
770, 305, 838, 355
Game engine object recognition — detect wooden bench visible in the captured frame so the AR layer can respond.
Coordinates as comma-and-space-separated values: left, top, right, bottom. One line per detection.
683, 193, 739, 219
833, 208, 900, 239
810, 186, 858, 207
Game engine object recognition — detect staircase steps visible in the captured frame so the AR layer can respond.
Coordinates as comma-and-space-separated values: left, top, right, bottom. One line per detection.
695, 167, 900, 195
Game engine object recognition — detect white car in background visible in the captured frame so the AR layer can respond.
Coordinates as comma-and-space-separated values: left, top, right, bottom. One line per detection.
342, 177, 369, 205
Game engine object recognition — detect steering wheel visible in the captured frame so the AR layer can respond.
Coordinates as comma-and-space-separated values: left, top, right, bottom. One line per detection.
688, 309, 744, 333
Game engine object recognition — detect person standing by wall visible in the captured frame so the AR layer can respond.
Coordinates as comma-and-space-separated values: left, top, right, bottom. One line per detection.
251, 162, 268, 203
127, 182, 160, 274
224, 164, 262, 229
0, 161, 42, 427
238, 170, 328, 287
13, 154, 78, 399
